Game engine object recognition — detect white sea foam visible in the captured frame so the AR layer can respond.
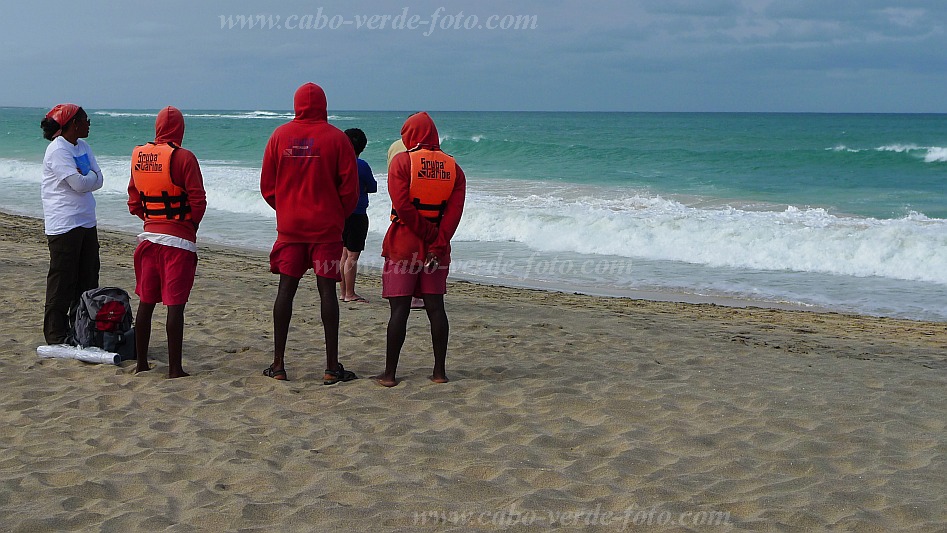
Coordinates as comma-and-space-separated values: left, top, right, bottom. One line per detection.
924, 147, 947, 163
830, 143, 947, 163
874, 143, 947, 162
0, 158, 43, 184
3, 158, 945, 318
94, 110, 299, 120
200, 164, 274, 218
828, 144, 861, 152
876, 143, 922, 153
93, 111, 158, 118
449, 181, 947, 285
4, 157, 944, 286
184, 111, 292, 120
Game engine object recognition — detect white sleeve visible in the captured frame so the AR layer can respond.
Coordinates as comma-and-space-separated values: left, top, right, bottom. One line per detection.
65, 170, 103, 193
86, 150, 104, 191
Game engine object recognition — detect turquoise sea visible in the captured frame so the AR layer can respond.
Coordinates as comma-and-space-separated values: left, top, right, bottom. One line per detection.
1, 107, 945, 320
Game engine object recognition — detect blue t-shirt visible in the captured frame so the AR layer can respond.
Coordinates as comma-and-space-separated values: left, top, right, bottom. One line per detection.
353, 158, 377, 215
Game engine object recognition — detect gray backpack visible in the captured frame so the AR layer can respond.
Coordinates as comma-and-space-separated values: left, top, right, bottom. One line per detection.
68, 287, 136, 360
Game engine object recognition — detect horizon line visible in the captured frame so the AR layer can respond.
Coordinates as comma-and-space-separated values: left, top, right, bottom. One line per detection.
2, 105, 945, 116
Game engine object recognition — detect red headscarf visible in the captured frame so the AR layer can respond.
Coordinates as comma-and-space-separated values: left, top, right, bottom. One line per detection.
45, 104, 80, 139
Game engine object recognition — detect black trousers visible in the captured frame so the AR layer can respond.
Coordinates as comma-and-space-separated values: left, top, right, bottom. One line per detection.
44, 226, 99, 344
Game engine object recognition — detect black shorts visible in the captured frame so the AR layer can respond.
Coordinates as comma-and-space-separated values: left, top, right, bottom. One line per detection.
342, 213, 369, 252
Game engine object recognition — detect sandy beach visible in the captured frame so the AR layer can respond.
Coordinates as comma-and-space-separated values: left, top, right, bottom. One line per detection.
0, 210, 944, 531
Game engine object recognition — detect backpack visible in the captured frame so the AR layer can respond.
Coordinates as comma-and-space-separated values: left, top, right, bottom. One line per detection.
68, 287, 136, 361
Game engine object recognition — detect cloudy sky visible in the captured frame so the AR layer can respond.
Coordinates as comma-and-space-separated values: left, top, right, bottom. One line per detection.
3, 0, 946, 112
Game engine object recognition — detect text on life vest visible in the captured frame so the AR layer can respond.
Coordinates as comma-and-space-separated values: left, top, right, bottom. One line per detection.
135, 152, 163, 172
418, 157, 452, 180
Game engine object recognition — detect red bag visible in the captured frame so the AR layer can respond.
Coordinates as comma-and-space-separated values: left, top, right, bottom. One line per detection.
95, 301, 127, 332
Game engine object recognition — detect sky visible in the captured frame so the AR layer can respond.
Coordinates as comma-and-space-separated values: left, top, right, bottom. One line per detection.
2, 0, 947, 113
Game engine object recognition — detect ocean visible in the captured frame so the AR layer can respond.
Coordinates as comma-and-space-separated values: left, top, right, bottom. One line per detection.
2, 107, 945, 321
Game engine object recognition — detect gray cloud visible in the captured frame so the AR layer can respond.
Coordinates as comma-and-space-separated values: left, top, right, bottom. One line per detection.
2, 0, 946, 112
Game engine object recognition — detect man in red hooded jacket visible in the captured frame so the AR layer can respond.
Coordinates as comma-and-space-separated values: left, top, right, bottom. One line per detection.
374, 112, 466, 387
127, 106, 207, 379
260, 82, 359, 383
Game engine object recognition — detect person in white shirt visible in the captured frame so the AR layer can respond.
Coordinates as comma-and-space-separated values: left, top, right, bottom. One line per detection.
40, 104, 103, 344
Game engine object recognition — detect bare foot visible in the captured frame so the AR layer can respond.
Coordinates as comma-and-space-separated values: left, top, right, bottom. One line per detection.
430, 374, 449, 383
168, 370, 190, 379
372, 374, 399, 387
135, 364, 151, 374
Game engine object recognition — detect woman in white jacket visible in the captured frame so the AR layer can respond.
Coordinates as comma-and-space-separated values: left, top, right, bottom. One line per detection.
39, 104, 103, 344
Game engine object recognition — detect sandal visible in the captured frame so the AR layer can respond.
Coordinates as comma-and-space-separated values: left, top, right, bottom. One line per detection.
263, 365, 287, 381
324, 363, 358, 385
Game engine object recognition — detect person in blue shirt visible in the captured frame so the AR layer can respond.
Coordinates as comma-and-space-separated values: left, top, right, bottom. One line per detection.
340, 128, 378, 302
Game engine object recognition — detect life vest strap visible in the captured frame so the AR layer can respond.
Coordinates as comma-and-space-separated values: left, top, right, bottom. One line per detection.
412, 198, 447, 223
141, 191, 192, 220
390, 204, 443, 224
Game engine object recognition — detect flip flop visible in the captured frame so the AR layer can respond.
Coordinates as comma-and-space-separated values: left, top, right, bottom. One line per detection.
344, 296, 369, 303
263, 365, 287, 381
324, 363, 358, 385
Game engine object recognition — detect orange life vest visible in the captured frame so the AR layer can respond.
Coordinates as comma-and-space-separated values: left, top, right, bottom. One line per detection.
390, 148, 457, 223
131, 142, 191, 221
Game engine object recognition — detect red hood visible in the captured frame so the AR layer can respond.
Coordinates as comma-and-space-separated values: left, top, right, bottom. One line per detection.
155, 106, 185, 145
401, 112, 440, 150
294, 82, 328, 122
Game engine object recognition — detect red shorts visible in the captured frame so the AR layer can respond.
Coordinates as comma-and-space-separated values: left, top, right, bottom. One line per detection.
270, 241, 343, 280
381, 259, 449, 298
134, 240, 198, 306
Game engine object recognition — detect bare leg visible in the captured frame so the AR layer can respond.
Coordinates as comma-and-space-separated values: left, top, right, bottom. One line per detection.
375, 295, 411, 387
340, 248, 351, 300
271, 274, 300, 374
135, 302, 156, 373
341, 248, 362, 301
166, 304, 188, 378
423, 294, 449, 383
316, 275, 341, 371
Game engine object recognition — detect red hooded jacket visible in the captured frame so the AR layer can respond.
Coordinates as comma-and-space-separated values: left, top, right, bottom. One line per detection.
260, 83, 359, 243
127, 106, 207, 242
383, 112, 466, 265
